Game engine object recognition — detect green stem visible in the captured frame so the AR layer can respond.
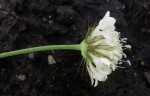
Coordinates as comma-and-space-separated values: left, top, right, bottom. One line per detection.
0, 44, 81, 58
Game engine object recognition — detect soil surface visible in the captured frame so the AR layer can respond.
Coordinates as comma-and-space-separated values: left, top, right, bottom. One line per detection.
0, 0, 150, 96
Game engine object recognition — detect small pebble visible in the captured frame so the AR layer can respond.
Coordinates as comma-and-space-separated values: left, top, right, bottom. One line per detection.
19, 24, 26, 31
2, 68, 5, 72
122, 5, 125, 9
50, 85, 53, 88
48, 20, 53, 24
144, 71, 150, 85
49, 15, 51, 18
116, 7, 120, 9
28, 53, 34, 60
51, 51, 55, 54
134, 73, 137, 78
88, 12, 91, 14
140, 61, 144, 66
144, 5, 148, 8
106, 0, 110, 3
72, 26, 76, 31
18, 74, 26, 81
48, 55, 56, 65
42, 17, 47, 22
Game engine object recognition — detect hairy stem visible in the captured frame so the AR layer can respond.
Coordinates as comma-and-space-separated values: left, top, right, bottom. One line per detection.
0, 44, 81, 58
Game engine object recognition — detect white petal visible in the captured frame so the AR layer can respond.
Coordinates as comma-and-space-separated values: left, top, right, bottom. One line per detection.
98, 11, 116, 30
93, 57, 112, 66
103, 11, 110, 18
127, 60, 131, 66
90, 11, 116, 39
124, 45, 131, 48
111, 64, 118, 71
94, 79, 98, 87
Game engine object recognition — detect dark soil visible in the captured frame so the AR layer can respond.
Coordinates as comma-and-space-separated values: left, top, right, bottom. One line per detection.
0, 0, 150, 96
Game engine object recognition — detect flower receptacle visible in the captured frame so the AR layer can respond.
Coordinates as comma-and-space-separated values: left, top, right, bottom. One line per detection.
80, 40, 88, 60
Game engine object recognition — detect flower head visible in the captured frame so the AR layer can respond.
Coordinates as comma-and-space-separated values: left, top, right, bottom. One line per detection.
81, 11, 131, 87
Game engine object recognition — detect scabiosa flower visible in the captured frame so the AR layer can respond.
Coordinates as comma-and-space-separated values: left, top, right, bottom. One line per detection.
80, 11, 131, 87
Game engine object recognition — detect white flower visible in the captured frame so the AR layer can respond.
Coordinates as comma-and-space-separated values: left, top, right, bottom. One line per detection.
81, 11, 131, 87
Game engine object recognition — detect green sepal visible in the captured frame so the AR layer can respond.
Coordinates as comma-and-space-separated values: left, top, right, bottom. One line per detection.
80, 40, 93, 63
96, 45, 116, 51
85, 27, 94, 39
89, 35, 104, 44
